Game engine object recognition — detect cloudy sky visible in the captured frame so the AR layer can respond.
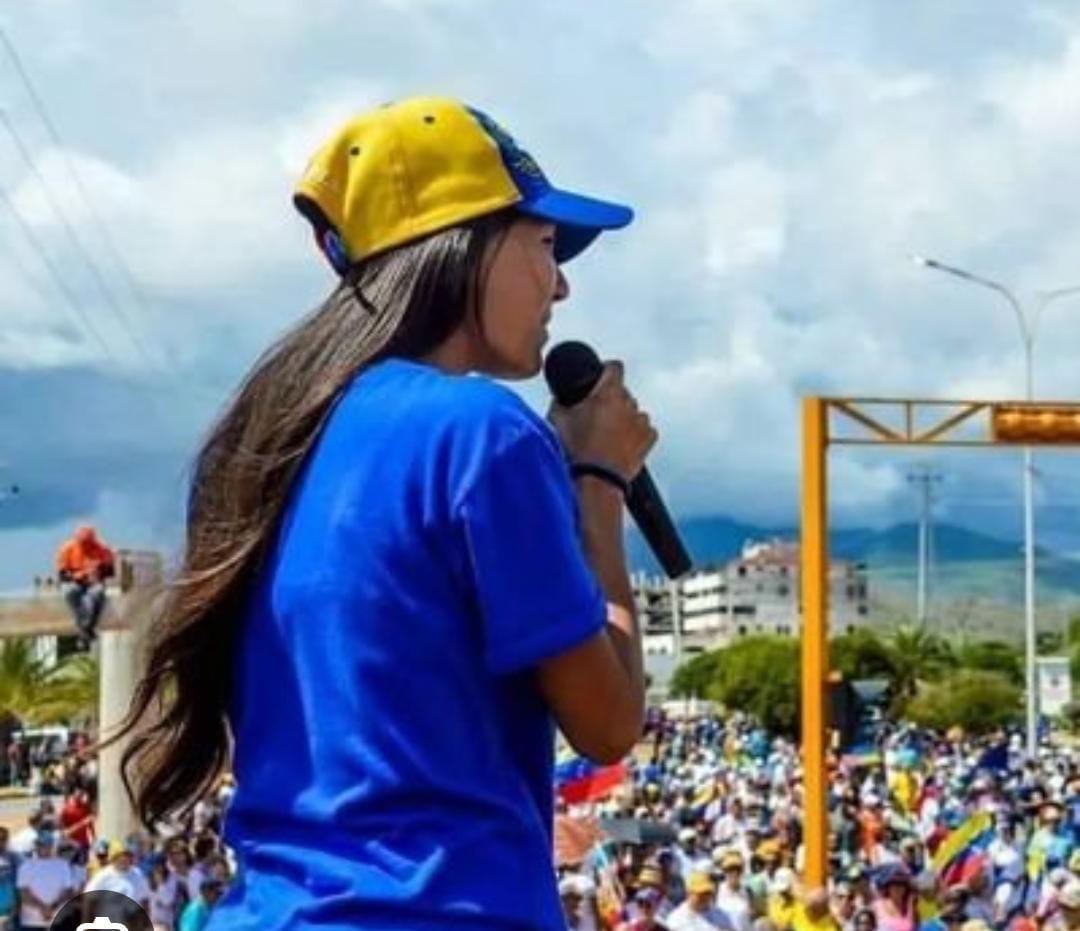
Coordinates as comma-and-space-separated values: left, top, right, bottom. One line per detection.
4, 0, 1080, 588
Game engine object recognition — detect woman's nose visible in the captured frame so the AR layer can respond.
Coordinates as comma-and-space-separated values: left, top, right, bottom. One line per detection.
553, 267, 570, 302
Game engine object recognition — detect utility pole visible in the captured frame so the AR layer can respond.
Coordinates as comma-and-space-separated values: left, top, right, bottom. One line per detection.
907, 464, 942, 629
912, 254, 1080, 755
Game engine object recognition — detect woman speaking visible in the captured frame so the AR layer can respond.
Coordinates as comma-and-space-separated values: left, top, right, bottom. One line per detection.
109, 96, 653, 930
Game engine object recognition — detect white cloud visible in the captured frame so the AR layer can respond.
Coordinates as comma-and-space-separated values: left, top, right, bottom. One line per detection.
701, 161, 788, 276
5, 82, 385, 306
984, 34, 1080, 144
275, 82, 390, 176
657, 90, 734, 160
0, 325, 86, 369
7, 145, 137, 228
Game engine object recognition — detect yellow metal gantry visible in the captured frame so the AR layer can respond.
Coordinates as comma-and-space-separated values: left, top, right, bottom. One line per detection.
800, 397, 1080, 887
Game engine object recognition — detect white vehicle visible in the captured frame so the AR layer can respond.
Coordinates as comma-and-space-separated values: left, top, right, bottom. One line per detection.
11, 726, 70, 762
12, 725, 70, 748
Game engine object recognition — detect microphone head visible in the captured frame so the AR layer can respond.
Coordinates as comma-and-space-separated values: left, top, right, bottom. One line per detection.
544, 340, 603, 406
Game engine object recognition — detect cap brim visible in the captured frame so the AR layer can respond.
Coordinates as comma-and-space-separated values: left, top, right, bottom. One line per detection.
518, 187, 634, 263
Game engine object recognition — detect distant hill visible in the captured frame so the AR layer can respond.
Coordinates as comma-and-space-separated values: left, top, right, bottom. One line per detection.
829, 522, 1024, 564
626, 514, 763, 572
628, 515, 1080, 603
628, 516, 1026, 572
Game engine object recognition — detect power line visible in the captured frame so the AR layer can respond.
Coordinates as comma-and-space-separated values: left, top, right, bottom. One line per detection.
0, 214, 53, 301
0, 224, 84, 348
0, 178, 116, 362
0, 24, 178, 374
0, 23, 194, 433
0, 106, 158, 370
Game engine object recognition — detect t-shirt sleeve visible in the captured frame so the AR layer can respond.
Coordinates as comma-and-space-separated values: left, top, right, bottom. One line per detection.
458, 419, 607, 675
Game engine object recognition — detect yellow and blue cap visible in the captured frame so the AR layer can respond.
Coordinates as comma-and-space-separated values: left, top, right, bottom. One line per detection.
293, 96, 633, 274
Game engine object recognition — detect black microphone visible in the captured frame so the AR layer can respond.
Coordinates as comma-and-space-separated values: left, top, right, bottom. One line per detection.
544, 341, 693, 579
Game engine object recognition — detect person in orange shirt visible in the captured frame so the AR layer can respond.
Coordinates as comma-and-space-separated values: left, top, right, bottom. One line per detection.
56, 525, 114, 646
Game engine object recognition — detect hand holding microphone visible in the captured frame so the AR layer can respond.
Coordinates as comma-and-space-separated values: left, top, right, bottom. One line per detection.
546, 360, 657, 493
545, 341, 694, 579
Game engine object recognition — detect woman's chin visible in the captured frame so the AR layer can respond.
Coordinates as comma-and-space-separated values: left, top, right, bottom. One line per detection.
507, 357, 544, 380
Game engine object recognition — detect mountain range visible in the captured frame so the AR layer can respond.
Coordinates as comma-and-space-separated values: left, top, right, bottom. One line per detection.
628, 516, 1080, 605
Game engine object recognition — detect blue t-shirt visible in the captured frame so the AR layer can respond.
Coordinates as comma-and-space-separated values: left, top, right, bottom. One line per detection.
179, 898, 213, 931
206, 358, 607, 931
0, 849, 16, 916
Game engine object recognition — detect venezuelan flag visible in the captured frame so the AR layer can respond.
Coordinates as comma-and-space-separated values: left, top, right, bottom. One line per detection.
931, 812, 994, 885
554, 748, 628, 804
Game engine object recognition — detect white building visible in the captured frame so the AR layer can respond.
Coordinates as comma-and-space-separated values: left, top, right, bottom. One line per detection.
636, 538, 870, 693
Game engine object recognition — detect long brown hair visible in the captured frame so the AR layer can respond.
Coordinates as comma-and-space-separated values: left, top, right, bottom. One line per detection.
101, 210, 514, 829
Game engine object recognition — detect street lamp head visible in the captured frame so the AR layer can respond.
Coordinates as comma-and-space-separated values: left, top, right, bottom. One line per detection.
909, 253, 934, 268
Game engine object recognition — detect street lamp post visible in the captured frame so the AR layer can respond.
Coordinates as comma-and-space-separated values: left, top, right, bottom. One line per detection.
911, 255, 1080, 756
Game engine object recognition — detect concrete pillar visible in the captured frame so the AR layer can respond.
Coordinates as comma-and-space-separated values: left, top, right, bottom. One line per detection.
98, 626, 140, 842
97, 549, 162, 841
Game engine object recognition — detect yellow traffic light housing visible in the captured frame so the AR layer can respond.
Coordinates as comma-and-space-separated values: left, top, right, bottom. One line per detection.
992, 404, 1080, 444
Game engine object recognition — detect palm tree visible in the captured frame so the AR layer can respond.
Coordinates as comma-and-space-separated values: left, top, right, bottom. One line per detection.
0, 639, 49, 725
887, 624, 956, 702
0, 639, 99, 727
34, 653, 99, 727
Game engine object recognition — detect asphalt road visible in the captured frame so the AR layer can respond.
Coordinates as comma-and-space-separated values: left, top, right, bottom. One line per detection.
0, 793, 37, 834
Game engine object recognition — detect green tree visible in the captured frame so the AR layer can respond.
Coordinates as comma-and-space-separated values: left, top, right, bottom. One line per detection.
671, 636, 801, 734
886, 625, 956, 702
955, 640, 1023, 686
831, 629, 896, 681
905, 670, 1021, 735
0, 640, 99, 727
0, 639, 48, 724
33, 654, 99, 727
1062, 700, 1080, 734
1071, 646, 1080, 693
670, 630, 1031, 738
711, 637, 801, 734
1037, 631, 1064, 654
670, 650, 723, 699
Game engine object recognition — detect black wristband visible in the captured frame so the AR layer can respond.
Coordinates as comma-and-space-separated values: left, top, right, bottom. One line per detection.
570, 461, 631, 500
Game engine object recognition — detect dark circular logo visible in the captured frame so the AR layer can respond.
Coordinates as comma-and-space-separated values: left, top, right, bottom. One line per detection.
48, 892, 153, 931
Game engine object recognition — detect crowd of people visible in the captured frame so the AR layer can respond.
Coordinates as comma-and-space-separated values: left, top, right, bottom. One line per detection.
0, 733, 235, 930
555, 712, 1080, 931
2, 733, 90, 795
5, 709, 1080, 931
